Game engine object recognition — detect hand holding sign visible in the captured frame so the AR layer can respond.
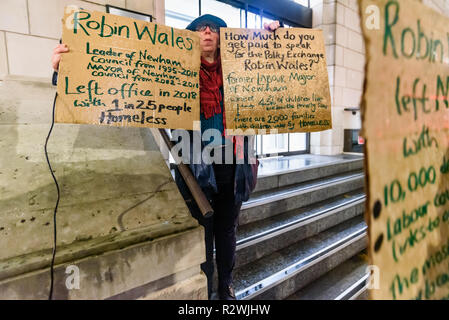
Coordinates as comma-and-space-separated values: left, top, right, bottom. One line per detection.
52, 44, 69, 72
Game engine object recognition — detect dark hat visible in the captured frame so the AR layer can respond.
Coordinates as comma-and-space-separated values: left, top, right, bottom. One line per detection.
186, 14, 227, 31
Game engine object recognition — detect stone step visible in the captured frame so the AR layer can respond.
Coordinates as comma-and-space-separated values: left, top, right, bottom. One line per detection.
286, 252, 369, 300
354, 288, 369, 300
255, 156, 364, 193
240, 171, 365, 226
233, 216, 368, 300
234, 190, 366, 269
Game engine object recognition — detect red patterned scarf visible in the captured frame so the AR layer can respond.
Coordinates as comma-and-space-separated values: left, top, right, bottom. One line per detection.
200, 56, 224, 122
200, 55, 243, 155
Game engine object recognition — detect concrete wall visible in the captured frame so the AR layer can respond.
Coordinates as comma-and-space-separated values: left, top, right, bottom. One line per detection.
0, 0, 162, 81
310, 0, 362, 155
310, 0, 345, 155
0, 0, 206, 300
309, 0, 449, 155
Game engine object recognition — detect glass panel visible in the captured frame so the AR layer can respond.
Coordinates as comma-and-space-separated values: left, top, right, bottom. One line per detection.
246, 11, 262, 28
165, 0, 198, 28
107, 7, 152, 22
165, 0, 199, 17
289, 133, 307, 152
165, 15, 194, 29
262, 134, 289, 155
201, 0, 243, 28
256, 135, 262, 155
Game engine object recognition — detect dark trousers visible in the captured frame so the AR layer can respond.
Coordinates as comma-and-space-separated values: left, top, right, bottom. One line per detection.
174, 164, 242, 298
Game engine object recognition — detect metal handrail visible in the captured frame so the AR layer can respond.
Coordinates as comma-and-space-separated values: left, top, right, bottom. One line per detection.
158, 129, 214, 218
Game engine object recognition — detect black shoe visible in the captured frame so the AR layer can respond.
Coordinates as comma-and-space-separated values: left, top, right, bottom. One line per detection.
218, 285, 236, 300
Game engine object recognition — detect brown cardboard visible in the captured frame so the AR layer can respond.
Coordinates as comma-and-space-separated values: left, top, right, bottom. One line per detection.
55, 7, 200, 129
360, 0, 449, 300
220, 28, 332, 135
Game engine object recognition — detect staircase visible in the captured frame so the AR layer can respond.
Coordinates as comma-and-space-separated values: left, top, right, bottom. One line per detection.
220, 154, 370, 300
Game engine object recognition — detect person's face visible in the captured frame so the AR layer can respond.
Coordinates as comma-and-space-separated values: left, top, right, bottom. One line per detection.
197, 25, 220, 56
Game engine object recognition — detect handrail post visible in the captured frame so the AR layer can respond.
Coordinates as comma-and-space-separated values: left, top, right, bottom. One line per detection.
159, 129, 214, 218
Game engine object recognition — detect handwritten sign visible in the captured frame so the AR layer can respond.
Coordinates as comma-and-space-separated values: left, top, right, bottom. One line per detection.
220, 28, 332, 134
56, 7, 200, 129
361, 0, 449, 300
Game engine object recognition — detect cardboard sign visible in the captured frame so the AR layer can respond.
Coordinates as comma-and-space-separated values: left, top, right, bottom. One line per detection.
56, 7, 200, 129
360, 0, 449, 300
220, 28, 332, 135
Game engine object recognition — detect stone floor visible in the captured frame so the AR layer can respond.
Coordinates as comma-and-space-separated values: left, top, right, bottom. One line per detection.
257, 153, 364, 177
171, 153, 364, 179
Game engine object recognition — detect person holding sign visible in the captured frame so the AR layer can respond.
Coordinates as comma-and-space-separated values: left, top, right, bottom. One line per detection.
173, 15, 280, 300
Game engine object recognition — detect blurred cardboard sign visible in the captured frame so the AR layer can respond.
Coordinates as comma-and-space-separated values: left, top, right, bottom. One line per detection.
220, 28, 332, 135
55, 7, 200, 129
361, 0, 449, 300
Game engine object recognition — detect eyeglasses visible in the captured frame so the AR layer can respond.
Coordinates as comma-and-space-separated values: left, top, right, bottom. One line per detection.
196, 24, 219, 33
